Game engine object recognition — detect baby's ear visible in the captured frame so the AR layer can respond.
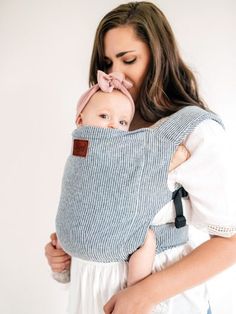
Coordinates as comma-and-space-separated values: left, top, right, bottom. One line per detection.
76, 114, 83, 126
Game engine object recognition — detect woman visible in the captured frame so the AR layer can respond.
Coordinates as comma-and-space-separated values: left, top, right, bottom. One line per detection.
45, 2, 236, 313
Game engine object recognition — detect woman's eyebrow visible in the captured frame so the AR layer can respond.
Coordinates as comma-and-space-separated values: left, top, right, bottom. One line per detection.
105, 50, 135, 59
116, 50, 135, 57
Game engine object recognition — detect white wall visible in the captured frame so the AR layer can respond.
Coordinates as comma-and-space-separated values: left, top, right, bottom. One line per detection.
0, 0, 235, 313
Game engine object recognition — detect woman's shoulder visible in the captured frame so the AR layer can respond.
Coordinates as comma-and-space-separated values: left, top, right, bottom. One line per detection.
183, 118, 226, 150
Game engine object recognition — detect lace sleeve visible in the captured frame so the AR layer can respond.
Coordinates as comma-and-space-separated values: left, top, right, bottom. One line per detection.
207, 224, 236, 237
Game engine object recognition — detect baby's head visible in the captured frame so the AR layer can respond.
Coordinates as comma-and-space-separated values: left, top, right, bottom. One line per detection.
75, 70, 135, 131
76, 90, 133, 131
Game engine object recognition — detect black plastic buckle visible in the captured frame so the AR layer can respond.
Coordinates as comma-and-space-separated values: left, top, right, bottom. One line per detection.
175, 215, 186, 229
173, 187, 188, 229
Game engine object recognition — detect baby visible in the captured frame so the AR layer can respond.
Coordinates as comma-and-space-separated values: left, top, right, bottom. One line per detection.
54, 70, 189, 287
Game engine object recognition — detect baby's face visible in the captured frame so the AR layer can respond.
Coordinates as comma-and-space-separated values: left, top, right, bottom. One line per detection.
77, 90, 133, 131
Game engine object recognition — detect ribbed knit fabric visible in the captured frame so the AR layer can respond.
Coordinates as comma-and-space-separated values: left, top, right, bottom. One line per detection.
56, 106, 223, 262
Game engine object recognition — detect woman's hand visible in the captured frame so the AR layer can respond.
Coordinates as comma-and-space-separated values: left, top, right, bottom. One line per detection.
103, 283, 155, 314
44, 232, 71, 272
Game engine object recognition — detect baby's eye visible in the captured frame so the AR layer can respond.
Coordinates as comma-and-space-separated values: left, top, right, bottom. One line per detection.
99, 114, 109, 119
119, 120, 128, 126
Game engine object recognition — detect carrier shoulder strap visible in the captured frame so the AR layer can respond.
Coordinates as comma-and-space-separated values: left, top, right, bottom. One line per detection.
153, 106, 224, 145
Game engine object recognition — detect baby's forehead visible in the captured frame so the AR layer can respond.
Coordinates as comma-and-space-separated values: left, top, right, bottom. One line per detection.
88, 90, 130, 105
85, 90, 134, 119
92, 90, 127, 100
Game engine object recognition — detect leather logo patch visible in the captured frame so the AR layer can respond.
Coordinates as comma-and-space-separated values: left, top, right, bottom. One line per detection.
73, 139, 89, 157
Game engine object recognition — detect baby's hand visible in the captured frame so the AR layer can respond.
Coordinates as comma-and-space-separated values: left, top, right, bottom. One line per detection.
169, 144, 190, 172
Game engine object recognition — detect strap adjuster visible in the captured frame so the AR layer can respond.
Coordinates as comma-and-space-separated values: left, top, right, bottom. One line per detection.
172, 187, 188, 229
175, 215, 186, 229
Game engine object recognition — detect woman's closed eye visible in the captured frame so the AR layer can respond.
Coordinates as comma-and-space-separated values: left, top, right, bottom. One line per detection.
104, 58, 137, 68
123, 58, 136, 64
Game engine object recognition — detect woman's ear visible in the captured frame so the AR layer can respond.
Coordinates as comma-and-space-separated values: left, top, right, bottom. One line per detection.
76, 114, 83, 126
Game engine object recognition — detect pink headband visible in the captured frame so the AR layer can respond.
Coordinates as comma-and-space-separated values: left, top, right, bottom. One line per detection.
75, 70, 135, 124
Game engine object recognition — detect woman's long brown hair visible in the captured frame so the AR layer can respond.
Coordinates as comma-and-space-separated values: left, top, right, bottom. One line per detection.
89, 1, 207, 122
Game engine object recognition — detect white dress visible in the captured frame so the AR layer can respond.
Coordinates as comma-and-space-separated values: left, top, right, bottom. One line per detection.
64, 119, 236, 314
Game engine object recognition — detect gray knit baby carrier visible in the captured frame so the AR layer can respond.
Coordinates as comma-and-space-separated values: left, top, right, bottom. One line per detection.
56, 106, 223, 262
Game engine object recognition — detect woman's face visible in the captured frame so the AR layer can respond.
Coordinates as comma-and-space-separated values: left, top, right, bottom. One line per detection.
103, 26, 151, 103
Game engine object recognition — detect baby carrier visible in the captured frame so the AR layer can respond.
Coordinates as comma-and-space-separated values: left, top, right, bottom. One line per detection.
56, 106, 223, 262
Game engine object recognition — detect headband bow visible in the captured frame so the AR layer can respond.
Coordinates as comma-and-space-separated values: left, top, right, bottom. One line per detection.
97, 70, 133, 92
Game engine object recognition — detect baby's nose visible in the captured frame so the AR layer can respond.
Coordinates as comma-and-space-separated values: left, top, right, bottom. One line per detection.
108, 121, 117, 129
108, 123, 115, 129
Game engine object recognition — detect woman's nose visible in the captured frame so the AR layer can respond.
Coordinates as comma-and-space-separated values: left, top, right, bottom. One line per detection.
110, 63, 123, 74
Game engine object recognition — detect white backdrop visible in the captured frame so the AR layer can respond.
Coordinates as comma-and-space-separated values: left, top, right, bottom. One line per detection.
0, 0, 235, 313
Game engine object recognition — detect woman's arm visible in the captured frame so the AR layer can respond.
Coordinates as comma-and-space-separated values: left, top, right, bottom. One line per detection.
104, 234, 236, 314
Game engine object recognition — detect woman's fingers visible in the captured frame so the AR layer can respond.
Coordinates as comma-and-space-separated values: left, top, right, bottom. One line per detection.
45, 232, 72, 273
51, 259, 71, 272
45, 243, 71, 261
45, 242, 67, 257
50, 232, 57, 246
103, 294, 116, 313
103, 284, 155, 314
44, 241, 71, 272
